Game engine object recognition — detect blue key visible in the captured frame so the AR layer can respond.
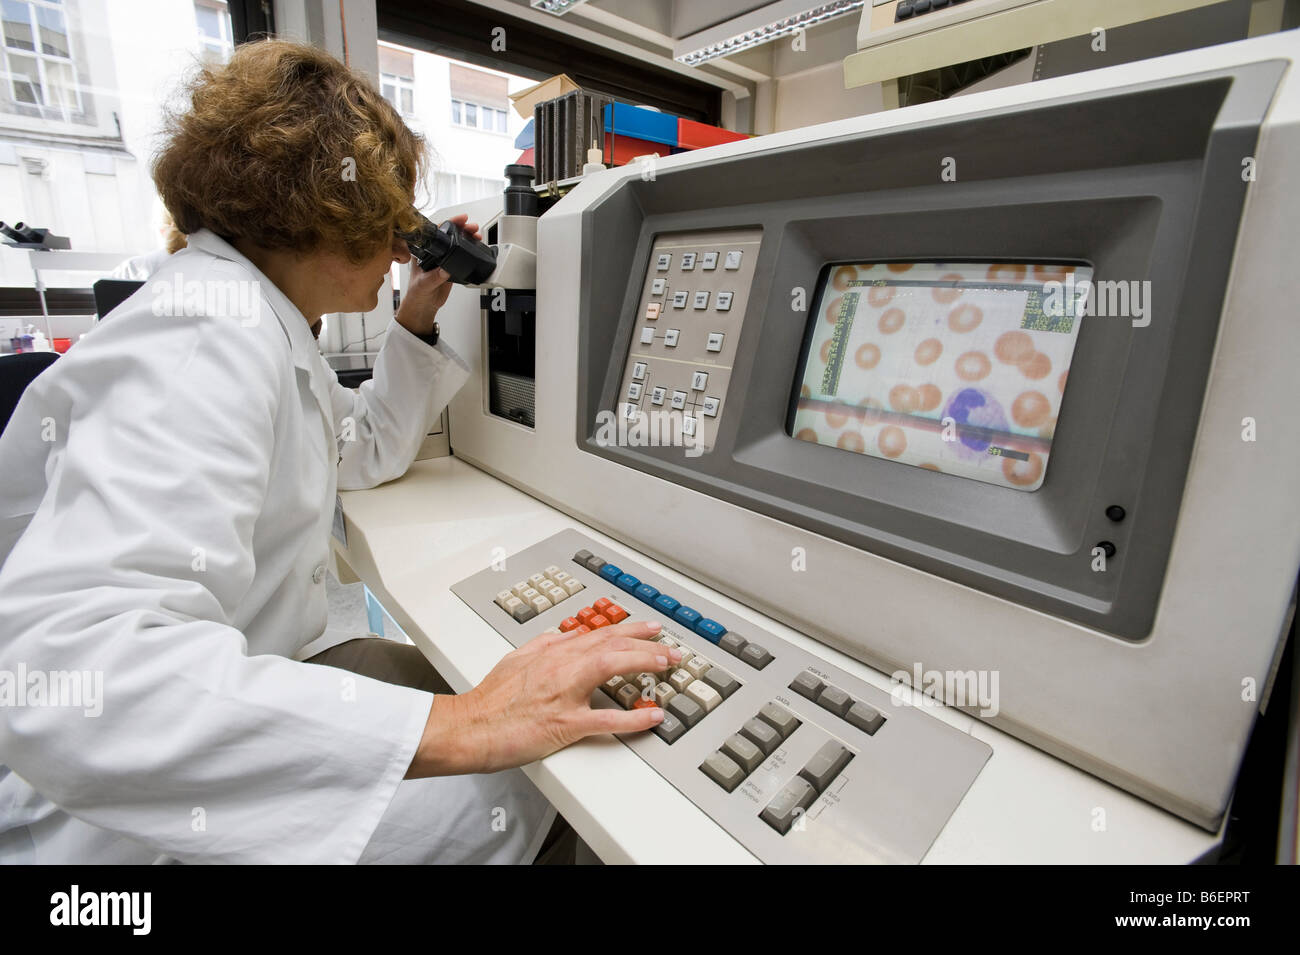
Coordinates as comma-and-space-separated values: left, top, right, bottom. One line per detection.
616, 573, 640, 594
599, 564, 622, 583
674, 606, 702, 629
634, 583, 660, 605
654, 594, 681, 616
695, 618, 726, 643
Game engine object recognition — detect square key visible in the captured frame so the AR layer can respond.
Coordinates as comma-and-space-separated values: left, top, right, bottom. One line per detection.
656, 635, 679, 649
511, 581, 531, 597
703, 667, 740, 699
700, 751, 744, 792
740, 643, 774, 670
681, 251, 697, 270
562, 578, 585, 596
654, 710, 686, 744
545, 586, 567, 604
668, 669, 694, 693
602, 675, 625, 698
656, 253, 671, 271
528, 573, 549, 588
690, 371, 708, 391
529, 595, 552, 614
521, 586, 540, 602
670, 391, 687, 410
718, 632, 748, 657
616, 684, 641, 709
628, 382, 642, 400
716, 291, 733, 311
632, 362, 647, 380
683, 656, 711, 680
584, 555, 607, 573
682, 416, 696, 437
790, 670, 824, 701
701, 251, 719, 270
559, 617, 580, 632
494, 589, 514, 609
684, 680, 722, 713
672, 290, 689, 308
817, 685, 852, 717
654, 682, 677, 708
760, 777, 816, 835
847, 701, 886, 735
639, 327, 655, 345
651, 278, 666, 295
702, 396, 720, 417
511, 604, 536, 624
664, 329, 680, 347
645, 303, 661, 320
722, 733, 764, 774
605, 603, 629, 623
758, 702, 800, 740
675, 646, 695, 669
573, 549, 592, 565
706, 332, 724, 352
650, 386, 666, 406
544, 565, 562, 577
503, 596, 525, 615
799, 740, 853, 793
692, 291, 710, 309
741, 717, 780, 756
667, 693, 704, 729
724, 250, 743, 270
550, 570, 571, 584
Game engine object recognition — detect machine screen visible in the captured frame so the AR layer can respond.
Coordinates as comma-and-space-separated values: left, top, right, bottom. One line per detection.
789, 261, 1091, 491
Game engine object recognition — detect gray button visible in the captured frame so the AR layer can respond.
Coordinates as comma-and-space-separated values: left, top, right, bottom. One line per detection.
721, 733, 763, 774
573, 549, 593, 565
616, 684, 640, 709
740, 643, 773, 669
510, 603, 537, 624
758, 702, 800, 740
799, 740, 853, 793
789, 670, 824, 701
740, 717, 780, 756
760, 776, 816, 835
312, 565, 326, 584
701, 751, 744, 792
584, 555, 606, 573
719, 632, 748, 657
667, 694, 704, 729
654, 710, 686, 744
702, 667, 740, 699
817, 685, 852, 717
847, 701, 886, 735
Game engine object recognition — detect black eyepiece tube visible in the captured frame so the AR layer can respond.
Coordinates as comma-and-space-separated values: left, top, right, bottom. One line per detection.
399, 212, 497, 285
12, 222, 44, 243
0, 222, 28, 242
503, 164, 537, 218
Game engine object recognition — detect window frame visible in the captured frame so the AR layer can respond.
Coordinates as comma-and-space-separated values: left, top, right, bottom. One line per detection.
2, 0, 84, 120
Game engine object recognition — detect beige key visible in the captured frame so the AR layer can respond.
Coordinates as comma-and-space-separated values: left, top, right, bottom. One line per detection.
668, 669, 694, 693
511, 581, 531, 598
544, 565, 563, 578
550, 570, 572, 585
602, 675, 626, 699
529, 573, 549, 589
616, 684, 641, 709
521, 586, 540, 602
676, 647, 695, 669
685, 680, 722, 713
529, 594, 552, 614
654, 682, 677, 708
545, 586, 567, 604
503, 596, 525, 615
494, 590, 515, 609
657, 635, 679, 649
684, 656, 712, 680
562, 578, 585, 596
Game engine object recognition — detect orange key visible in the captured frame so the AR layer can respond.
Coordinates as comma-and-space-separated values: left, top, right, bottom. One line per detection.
559, 617, 580, 632
633, 698, 659, 709
593, 597, 614, 614
576, 607, 598, 626
576, 625, 592, 634
589, 614, 611, 629
604, 604, 629, 624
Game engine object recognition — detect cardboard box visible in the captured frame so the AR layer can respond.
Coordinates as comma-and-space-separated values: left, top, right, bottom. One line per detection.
509, 73, 581, 119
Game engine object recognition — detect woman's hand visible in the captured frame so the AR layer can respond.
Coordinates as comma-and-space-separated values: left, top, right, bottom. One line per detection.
408, 620, 681, 777
394, 212, 481, 338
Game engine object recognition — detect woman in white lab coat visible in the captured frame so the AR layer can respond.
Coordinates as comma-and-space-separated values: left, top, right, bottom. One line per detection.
0, 40, 672, 864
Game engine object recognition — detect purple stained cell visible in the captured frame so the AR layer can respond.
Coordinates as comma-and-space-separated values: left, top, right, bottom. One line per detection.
944, 388, 1008, 457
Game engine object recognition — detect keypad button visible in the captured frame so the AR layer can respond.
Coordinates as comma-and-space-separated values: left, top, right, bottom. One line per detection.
680, 252, 697, 270
627, 382, 642, 399
673, 605, 702, 628
633, 583, 660, 605
653, 594, 680, 615
632, 362, 647, 380
675, 646, 695, 669
701, 751, 744, 792
693, 291, 710, 309
602, 675, 626, 698
702, 396, 720, 417
682, 416, 696, 437
545, 586, 567, 604
621, 402, 638, 421
667, 693, 704, 729
706, 332, 724, 352
615, 573, 640, 593
790, 671, 824, 701
722, 733, 764, 774
758, 702, 800, 739
639, 327, 654, 344
668, 669, 695, 694
672, 290, 688, 308
494, 589, 514, 609
685, 680, 722, 713
670, 391, 687, 410
604, 603, 629, 623
616, 683, 641, 709
716, 291, 733, 311
695, 618, 726, 643
645, 303, 661, 320
718, 632, 748, 657
701, 251, 718, 270
817, 685, 852, 717
529, 595, 552, 614
654, 710, 686, 744
589, 614, 611, 629
656, 635, 679, 649
577, 607, 598, 627
740, 643, 774, 669
690, 371, 708, 391
741, 717, 780, 756
846, 701, 886, 735
651, 278, 666, 295
683, 656, 711, 681
562, 578, 585, 596
656, 253, 671, 270
702, 667, 740, 699
528, 573, 548, 588
664, 329, 680, 347
761, 777, 816, 835
593, 597, 614, 613
511, 604, 537, 624
559, 617, 580, 632
654, 682, 677, 708
584, 555, 606, 573
650, 386, 666, 406
799, 741, 853, 793
599, 565, 622, 583
573, 549, 593, 565
724, 250, 743, 270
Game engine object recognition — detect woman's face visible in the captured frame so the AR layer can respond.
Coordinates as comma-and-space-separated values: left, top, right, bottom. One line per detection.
317, 233, 413, 315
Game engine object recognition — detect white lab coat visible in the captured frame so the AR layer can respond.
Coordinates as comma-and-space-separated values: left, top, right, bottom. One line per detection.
0, 230, 552, 863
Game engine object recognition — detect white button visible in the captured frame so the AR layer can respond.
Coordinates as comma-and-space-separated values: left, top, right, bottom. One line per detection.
716, 291, 734, 311
494, 589, 514, 609
693, 291, 710, 309
645, 303, 661, 320
529, 573, 548, 588
681, 252, 697, 270
701, 251, 718, 270
312, 565, 325, 584
632, 361, 647, 380
562, 578, 585, 595
702, 396, 720, 417
682, 415, 697, 437
685, 680, 722, 713
691, 371, 708, 391
628, 382, 642, 399
521, 587, 540, 601
672, 290, 689, 308
622, 402, 639, 420
511, 580, 530, 597
664, 329, 680, 347
670, 390, 687, 410
724, 250, 743, 270
656, 253, 671, 271
640, 327, 655, 344
530, 595, 553, 614
706, 332, 724, 352
651, 278, 666, 294
650, 386, 666, 405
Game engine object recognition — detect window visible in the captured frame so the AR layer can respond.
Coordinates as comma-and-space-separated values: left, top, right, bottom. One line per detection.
450, 98, 508, 133
2, 0, 81, 119
380, 71, 414, 116
194, 0, 233, 65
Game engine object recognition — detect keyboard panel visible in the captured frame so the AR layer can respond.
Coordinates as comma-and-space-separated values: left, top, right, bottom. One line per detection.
452, 528, 991, 864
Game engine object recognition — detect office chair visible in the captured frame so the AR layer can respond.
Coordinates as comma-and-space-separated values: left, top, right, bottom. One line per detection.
0, 351, 59, 436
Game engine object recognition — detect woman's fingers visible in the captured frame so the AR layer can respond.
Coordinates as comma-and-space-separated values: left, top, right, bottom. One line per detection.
577, 704, 665, 737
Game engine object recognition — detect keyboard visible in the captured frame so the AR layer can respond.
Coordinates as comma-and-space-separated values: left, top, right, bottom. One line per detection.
452, 528, 991, 864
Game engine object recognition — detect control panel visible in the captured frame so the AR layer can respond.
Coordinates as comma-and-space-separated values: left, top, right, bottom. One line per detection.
453, 528, 991, 864
615, 229, 762, 454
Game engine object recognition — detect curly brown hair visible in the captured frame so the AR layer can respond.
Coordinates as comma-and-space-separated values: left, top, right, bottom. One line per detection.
153, 39, 426, 263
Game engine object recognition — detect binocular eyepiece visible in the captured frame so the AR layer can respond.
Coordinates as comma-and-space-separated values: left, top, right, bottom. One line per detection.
399, 212, 497, 285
